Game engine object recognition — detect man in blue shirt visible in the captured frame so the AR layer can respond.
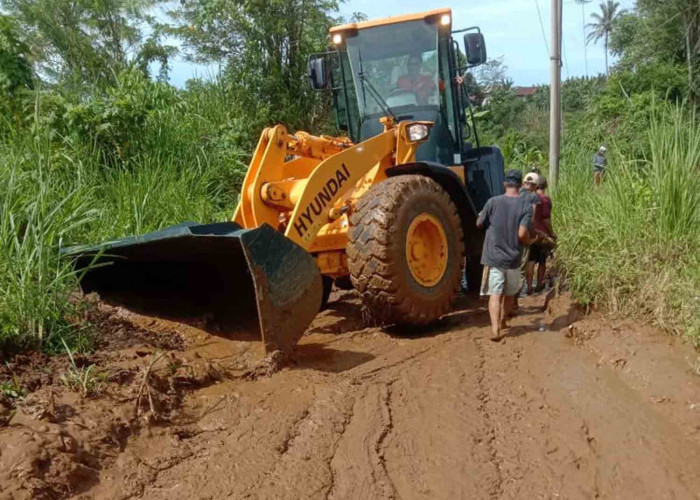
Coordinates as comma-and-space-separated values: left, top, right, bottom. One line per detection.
593, 146, 607, 185
477, 170, 534, 341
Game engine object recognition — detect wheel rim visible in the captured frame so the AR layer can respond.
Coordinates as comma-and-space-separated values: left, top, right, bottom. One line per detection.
405, 212, 448, 287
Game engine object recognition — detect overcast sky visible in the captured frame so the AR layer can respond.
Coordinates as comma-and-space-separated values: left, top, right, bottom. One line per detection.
166, 0, 637, 87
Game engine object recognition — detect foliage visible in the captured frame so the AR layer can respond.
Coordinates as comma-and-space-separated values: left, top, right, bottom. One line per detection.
609, 0, 700, 101
0, 365, 22, 399
59, 338, 106, 397
562, 75, 607, 111
37, 68, 181, 163
586, 0, 624, 74
474, 57, 509, 90
169, 0, 338, 141
554, 105, 699, 343
0, 0, 175, 88
0, 15, 32, 94
0, 73, 248, 357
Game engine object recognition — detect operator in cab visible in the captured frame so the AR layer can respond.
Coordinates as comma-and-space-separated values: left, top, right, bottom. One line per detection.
396, 54, 436, 105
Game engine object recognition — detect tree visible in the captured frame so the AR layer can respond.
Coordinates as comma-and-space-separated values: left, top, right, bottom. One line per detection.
0, 0, 175, 88
475, 57, 508, 91
0, 14, 32, 94
609, 0, 699, 102
586, 0, 623, 75
169, 0, 340, 138
574, 0, 592, 77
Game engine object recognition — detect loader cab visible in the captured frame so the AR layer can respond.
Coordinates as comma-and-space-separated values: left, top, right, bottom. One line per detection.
309, 8, 504, 210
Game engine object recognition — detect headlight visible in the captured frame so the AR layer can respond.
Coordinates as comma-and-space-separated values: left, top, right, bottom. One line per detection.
440, 14, 451, 26
407, 123, 430, 142
332, 33, 342, 45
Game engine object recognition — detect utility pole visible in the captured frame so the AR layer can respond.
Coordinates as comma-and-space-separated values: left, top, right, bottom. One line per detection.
549, 0, 562, 188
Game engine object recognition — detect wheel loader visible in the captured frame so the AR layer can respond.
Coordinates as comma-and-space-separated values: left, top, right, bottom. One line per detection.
63, 8, 505, 356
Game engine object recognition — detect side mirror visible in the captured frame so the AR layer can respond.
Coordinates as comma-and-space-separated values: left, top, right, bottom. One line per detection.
308, 57, 328, 91
464, 33, 487, 66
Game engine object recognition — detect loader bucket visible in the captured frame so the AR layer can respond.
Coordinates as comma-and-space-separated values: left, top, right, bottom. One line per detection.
62, 222, 322, 355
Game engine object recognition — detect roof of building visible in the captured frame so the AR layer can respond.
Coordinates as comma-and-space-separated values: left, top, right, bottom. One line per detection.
514, 86, 538, 97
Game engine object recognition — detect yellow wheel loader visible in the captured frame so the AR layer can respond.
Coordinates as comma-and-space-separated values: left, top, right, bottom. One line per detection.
64, 8, 505, 356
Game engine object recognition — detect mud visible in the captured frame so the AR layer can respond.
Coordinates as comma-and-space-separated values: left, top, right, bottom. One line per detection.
1, 290, 699, 499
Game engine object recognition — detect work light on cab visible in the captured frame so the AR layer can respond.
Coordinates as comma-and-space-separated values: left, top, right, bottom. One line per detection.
407, 123, 431, 142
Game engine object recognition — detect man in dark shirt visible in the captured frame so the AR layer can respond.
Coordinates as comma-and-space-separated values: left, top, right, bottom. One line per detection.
477, 170, 533, 341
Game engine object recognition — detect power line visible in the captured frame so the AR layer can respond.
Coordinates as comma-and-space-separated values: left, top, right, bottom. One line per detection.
562, 31, 570, 78
533, 0, 550, 57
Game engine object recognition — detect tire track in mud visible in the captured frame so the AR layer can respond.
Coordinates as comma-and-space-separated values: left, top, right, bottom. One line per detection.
472, 336, 504, 499
253, 385, 357, 500
374, 383, 398, 499
24, 292, 700, 500
328, 383, 398, 500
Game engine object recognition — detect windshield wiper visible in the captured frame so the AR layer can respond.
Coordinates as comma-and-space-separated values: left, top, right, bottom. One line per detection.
358, 49, 396, 121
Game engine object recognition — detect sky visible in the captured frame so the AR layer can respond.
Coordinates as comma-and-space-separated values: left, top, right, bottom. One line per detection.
166, 0, 636, 88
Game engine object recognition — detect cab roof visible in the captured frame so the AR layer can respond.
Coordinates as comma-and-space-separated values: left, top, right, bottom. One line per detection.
329, 8, 452, 34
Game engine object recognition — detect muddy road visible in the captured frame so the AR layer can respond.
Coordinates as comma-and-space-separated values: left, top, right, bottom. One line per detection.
1, 290, 700, 499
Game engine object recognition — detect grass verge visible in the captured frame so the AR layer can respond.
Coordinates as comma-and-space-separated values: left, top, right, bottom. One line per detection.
554, 105, 699, 344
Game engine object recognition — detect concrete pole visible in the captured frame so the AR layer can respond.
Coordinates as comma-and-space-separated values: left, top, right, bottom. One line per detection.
549, 0, 562, 188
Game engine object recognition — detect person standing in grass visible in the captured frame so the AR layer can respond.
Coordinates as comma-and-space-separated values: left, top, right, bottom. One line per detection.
593, 146, 607, 185
477, 170, 533, 342
526, 176, 556, 293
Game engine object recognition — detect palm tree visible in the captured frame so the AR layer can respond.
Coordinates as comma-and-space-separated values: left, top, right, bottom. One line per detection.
574, 0, 592, 77
586, 0, 623, 76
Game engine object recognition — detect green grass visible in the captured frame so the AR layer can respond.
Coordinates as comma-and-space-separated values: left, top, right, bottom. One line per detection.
0, 79, 249, 357
553, 105, 700, 344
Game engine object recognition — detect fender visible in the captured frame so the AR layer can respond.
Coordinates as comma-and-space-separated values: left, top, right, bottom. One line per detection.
386, 161, 482, 257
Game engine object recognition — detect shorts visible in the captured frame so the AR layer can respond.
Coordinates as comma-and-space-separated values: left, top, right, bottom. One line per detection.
483, 267, 521, 296
520, 245, 531, 271
528, 244, 548, 264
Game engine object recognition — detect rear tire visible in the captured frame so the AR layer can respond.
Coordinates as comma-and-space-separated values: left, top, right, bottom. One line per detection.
347, 175, 464, 326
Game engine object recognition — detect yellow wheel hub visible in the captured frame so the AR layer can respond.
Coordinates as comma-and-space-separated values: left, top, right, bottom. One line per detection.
405, 213, 448, 287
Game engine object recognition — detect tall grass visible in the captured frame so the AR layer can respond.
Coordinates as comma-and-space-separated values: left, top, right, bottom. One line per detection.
0, 132, 96, 353
554, 105, 700, 343
0, 78, 249, 357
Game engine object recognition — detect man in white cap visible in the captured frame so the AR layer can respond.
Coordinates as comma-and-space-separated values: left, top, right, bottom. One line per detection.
593, 146, 607, 185
515, 171, 539, 300
521, 172, 540, 205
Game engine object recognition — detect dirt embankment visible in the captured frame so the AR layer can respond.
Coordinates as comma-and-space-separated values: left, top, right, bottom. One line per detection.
1, 291, 699, 499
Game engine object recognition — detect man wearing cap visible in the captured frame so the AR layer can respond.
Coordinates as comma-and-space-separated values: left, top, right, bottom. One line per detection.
516, 172, 540, 299
521, 172, 540, 205
477, 169, 534, 341
593, 146, 607, 185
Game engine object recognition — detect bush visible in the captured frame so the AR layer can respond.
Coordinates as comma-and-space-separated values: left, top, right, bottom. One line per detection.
0, 72, 250, 357
554, 105, 700, 343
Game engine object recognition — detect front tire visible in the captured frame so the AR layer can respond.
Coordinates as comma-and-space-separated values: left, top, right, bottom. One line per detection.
347, 175, 464, 325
